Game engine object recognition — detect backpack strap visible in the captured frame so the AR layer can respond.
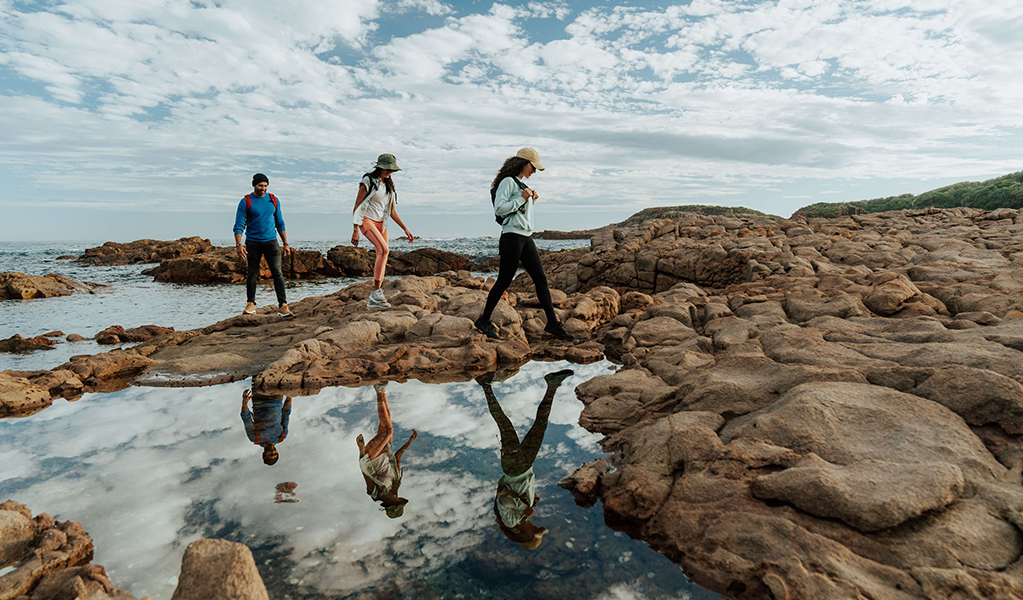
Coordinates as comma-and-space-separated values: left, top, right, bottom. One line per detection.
245, 193, 278, 216
492, 177, 530, 225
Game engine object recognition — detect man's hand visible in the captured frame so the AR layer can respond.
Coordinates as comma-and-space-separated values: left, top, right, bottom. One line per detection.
237, 244, 247, 261
242, 389, 251, 409
281, 244, 291, 258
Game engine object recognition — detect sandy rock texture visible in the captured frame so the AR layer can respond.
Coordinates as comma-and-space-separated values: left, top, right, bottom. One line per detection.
141, 244, 469, 283
170, 539, 269, 600
78, 237, 213, 266
0, 272, 103, 300
555, 207, 1023, 599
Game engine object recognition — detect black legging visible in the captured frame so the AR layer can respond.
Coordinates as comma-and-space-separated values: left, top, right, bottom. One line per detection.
484, 382, 556, 478
481, 232, 556, 323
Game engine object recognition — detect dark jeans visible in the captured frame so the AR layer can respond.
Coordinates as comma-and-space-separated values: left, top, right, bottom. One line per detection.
481, 233, 556, 323
246, 240, 287, 306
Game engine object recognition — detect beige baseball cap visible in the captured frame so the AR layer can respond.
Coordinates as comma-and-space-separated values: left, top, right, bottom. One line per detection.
515, 147, 545, 171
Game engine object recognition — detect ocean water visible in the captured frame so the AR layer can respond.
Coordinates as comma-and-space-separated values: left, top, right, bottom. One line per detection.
0, 238, 586, 372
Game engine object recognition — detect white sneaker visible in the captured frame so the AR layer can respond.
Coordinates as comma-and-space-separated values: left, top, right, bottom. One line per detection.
367, 288, 390, 308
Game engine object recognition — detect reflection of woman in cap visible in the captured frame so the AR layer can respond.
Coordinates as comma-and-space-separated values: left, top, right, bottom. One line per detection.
351, 153, 415, 309
474, 148, 573, 341
241, 389, 291, 466
357, 382, 417, 518
480, 368, 574, 549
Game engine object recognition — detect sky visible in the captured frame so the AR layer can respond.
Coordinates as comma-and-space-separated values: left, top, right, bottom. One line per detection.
2, 0, 1022, 242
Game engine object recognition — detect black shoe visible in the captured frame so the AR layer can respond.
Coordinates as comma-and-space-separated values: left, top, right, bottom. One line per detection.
544, 369, 574, 387
544, 321, 574, 341
474, 317, 498, 339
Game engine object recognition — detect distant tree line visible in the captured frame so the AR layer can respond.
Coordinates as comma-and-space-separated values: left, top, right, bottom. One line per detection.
794, 171, 1023, 218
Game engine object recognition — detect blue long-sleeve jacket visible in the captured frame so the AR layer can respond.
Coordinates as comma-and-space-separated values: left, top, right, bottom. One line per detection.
233, 193, 286, 243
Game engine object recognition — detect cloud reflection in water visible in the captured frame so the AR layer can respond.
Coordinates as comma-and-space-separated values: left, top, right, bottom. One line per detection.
0, 360, 717, 600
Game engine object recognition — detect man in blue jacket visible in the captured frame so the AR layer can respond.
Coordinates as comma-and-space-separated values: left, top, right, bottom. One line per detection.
233, 173, 292, 317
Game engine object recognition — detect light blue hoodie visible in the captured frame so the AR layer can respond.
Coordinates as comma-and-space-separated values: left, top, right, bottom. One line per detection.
493, 176, 534, 237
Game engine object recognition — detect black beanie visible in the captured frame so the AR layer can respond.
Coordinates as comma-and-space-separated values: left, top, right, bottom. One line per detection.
252, 173, 269, 186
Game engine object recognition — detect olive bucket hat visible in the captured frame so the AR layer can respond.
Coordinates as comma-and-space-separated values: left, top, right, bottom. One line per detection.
374, 153, 401, 171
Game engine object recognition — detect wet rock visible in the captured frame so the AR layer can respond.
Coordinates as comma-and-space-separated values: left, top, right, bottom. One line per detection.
66, 334, 86, 342
0, 371, 53, 417
170, 538, 269, 600
95, 325, 175, 345
0, 334, 58, 353
0, 272, 103, 299
0, 500, 106, 599
78, 236, 213, 266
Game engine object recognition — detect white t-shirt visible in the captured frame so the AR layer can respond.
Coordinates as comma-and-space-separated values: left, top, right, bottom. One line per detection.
496, 467, 535, 527
361, 182, 390, 222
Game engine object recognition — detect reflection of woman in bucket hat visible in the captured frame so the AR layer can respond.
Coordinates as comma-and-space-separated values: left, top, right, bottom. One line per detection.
351, 153, 415, 309
474, 148, 573, 340
357, 382, 417, 518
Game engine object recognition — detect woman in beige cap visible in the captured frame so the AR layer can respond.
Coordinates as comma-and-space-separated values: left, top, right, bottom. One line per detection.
474, 148, 573, 340
352, 153, 415, 308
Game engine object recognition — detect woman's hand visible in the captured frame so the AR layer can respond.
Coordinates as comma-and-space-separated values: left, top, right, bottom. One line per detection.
351, 228, 360, 246
404, 229, 415, 243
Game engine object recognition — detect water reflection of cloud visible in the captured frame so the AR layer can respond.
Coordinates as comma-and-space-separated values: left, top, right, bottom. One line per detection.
0, 360, 641, 599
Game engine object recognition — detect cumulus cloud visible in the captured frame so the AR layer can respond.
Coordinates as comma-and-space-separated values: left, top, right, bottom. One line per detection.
1, 0, 1022, 236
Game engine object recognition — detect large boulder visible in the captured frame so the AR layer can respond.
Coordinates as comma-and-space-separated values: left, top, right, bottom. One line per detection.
170, 539, 269, 600
0, 272, 102, 300
78, 236, 213, 265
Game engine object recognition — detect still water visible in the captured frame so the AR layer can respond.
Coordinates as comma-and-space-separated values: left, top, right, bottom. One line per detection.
0, 360, 722, 600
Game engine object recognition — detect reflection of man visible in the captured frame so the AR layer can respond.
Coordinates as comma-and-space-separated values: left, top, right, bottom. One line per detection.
241, 389, 292, 466
357, 382, 417, 518
479, 369, 573, 549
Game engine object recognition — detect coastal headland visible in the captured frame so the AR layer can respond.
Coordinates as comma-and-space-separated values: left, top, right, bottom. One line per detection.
3, 205, 1023, 599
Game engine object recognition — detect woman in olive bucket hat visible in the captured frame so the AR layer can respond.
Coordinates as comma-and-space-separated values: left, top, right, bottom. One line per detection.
352, 153, 415, 308
474, 148, 573, 341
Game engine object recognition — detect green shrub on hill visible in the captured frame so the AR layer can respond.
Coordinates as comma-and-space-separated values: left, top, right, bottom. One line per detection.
794, 171, 1023, 218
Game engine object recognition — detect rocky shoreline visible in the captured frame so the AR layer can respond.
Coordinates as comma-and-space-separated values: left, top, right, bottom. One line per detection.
3, 206, 1023, 599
